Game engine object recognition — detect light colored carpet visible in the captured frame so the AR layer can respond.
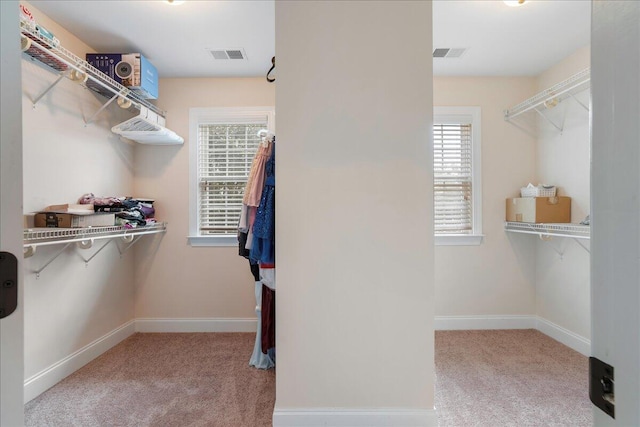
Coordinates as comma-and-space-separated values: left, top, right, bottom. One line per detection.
24, 333, 275, 427
435, 329, 593, 427
25, 330, 592, 426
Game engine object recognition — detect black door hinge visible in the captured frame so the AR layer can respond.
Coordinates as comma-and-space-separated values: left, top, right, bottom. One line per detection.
589, 356, 615, 418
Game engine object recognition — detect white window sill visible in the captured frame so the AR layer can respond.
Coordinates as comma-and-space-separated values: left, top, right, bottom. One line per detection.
435, 234, 484, 246
188, 235, 237, 247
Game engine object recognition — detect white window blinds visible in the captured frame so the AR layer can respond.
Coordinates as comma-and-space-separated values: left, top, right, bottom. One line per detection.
197, 122, 265, 235
433, 123, 473, 234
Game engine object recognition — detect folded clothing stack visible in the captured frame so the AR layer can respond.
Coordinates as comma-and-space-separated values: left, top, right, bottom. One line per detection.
77, 193, 155, 228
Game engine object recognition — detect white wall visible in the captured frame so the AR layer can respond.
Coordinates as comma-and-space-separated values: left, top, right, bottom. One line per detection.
433, 77, 538, 319
1, 1, 25, 424
591, 0, 640, 424
133, 77, 274, 321
535, 46, 591, 341
21, 2, 138, 399
274, 1, 435, 425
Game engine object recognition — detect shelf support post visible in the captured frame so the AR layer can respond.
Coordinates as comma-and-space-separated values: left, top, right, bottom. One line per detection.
33, 242, 72, 278
573, 238, 590, 254
567, 92, 590, 112
85, 92, 119, 126
77, 239, 112, 266
116, 235, 142, 256
32, 74, 65, 107
533, 107, 564, 133
539, 234, 565, 260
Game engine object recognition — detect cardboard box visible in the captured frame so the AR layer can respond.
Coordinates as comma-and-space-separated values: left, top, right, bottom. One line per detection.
41, 204, 94, 214
24, 213, 35, 228
34, 212, 116, 228
86, 53, 158, 99
506, 196, 571, 223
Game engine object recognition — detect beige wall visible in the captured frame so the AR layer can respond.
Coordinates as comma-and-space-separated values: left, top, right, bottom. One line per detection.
535, 45, 591, 340
2, 1, 25, 424
22, 2, 136, 391
133, 77, 275, 319
433, 77, 538, 317
274, 1, 434, 422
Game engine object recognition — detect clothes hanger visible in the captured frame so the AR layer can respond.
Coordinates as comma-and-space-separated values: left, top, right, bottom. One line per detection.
257, 129, 274, 147
266, 56, 275, 83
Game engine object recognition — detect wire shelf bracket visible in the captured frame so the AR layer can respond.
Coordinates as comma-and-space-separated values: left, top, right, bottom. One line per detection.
504, 68, 590, 134
24, 223, 167, 277
31, 73, 65, 107
504, 221, 590, 254
31, 242, 71, 279
77, 239, 112, 266
116, 234, 144, 256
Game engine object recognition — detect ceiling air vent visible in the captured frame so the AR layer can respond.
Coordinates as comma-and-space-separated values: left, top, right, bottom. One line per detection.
433, 48, 467, 58
209, 48, 247, 60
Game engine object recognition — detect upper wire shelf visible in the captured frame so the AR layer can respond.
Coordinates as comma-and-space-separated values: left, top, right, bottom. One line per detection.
504, 221, 590, 240
504, 68, 590, 127
20, 20, 165, 119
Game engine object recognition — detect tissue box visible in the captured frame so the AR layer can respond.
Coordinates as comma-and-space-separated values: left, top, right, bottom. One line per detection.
86, 53, 158, 99
506, 197, 571, 223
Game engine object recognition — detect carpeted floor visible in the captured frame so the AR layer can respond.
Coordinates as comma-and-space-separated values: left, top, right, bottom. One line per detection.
435, 329, 593, 427
25, 330, 592, 426
24, 333, 275, 427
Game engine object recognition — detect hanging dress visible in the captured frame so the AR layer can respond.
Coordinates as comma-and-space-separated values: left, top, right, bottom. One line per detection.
243, 141, 273, 207
250, 144, 275, 265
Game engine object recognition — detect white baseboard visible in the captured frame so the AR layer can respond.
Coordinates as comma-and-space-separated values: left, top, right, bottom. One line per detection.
435, 314, 536, 330
134, 317, 257, 333
535, 317, 591, 356
24, 320, 135, 403
272, 408, 437, 427
23, 315, 589, 407
435, 314, 590, 356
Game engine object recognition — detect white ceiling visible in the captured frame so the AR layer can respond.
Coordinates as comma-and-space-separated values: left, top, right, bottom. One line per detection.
29, 0, 591, 79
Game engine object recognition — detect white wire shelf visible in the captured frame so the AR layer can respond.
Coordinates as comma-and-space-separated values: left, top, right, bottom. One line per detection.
19, 20, 165, 119
24, 222, 167, 248
23, 222, 167, 277
504, 221, 590, 240
504, 68, 590, 131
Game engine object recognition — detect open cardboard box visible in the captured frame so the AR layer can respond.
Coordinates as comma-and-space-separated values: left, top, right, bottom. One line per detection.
506, 196, 571, 223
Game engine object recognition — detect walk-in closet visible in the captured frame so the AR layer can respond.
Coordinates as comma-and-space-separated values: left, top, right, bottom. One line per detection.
2, 1, 639, 426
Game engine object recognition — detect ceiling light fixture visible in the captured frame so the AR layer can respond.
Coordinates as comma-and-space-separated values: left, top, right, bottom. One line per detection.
166, 0, 185, 5
503, 0, 527, 6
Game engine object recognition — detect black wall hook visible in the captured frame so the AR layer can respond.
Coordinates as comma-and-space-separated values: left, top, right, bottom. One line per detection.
266, 56, 275, 83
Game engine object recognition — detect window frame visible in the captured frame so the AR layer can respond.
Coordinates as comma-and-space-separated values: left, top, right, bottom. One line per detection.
433, 106, 483, 246
188, 106, 275, 247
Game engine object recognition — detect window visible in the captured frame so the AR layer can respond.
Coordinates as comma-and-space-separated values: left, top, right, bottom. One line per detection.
433, 106, 483, 245
189, 107, 275, 246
